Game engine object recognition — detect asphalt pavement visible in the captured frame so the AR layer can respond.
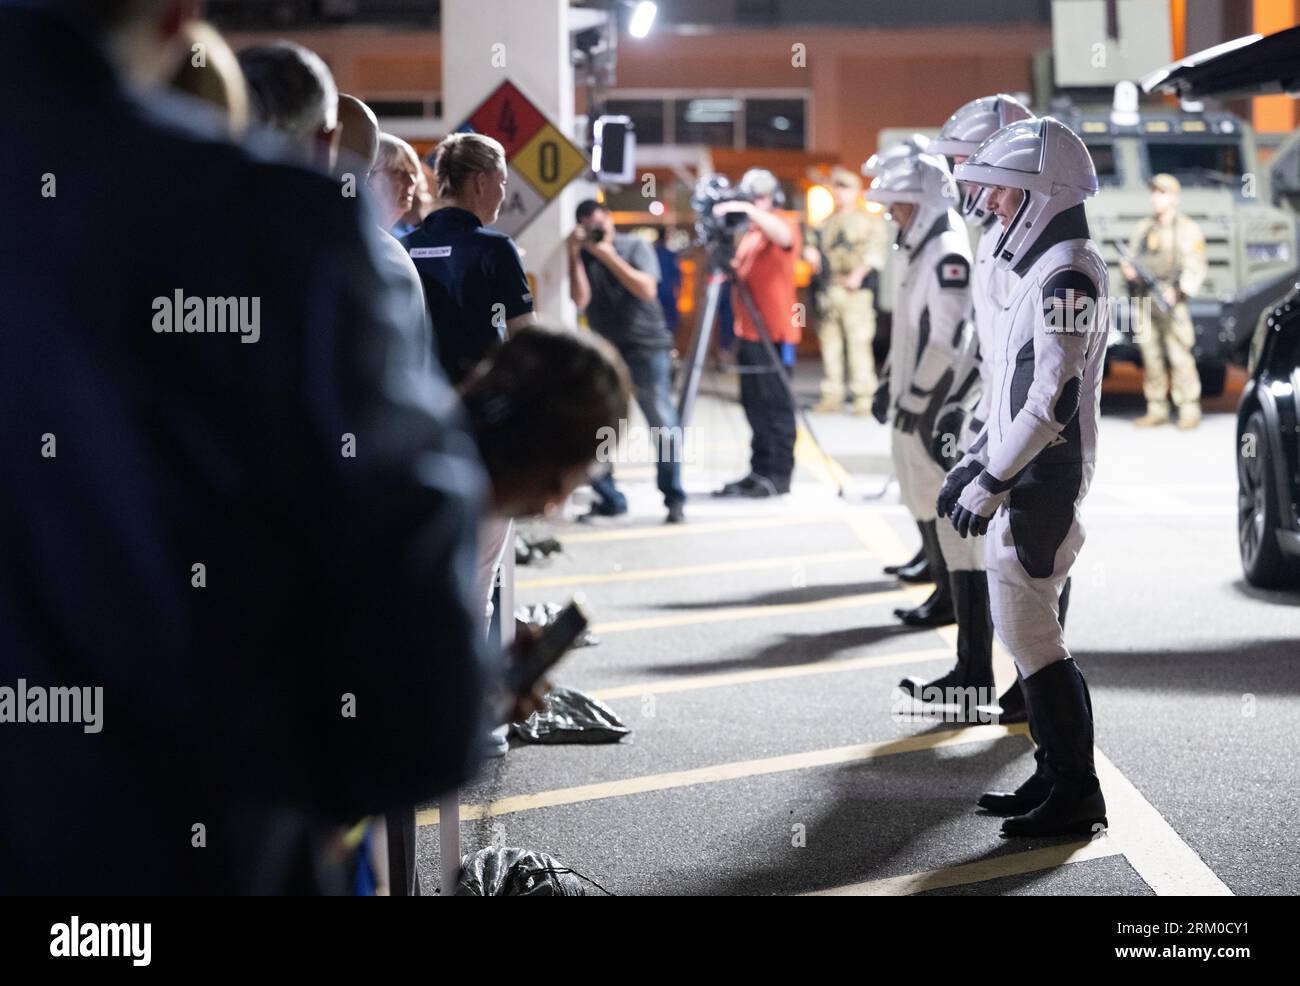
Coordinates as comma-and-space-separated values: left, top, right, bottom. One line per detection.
414, 359, 1300, 896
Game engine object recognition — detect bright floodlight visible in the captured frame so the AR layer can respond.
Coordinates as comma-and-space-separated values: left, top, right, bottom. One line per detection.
629, 1, 656, 38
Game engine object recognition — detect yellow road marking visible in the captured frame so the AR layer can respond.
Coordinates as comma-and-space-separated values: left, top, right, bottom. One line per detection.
805, 837, 1123, 895
843, 507, 912, 566
418, 724, 1020, 827
516, 549, 873, 589
795, 425, 854, 491
588, 646, 954, 700
593, 585, 929, 635
559, 513, 841, 544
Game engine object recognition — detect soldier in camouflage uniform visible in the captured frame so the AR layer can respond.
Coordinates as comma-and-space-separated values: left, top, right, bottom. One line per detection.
808, 167, 889, 413
1122, 173, 1208, 430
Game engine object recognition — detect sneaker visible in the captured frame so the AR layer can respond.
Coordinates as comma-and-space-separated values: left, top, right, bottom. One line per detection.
713, 473, 759, 497
740, 475, 789, 498
811, 398, 844, 414
665, 502, 686, 524
578, 501, 628, 522
1176, 408, 1201, 430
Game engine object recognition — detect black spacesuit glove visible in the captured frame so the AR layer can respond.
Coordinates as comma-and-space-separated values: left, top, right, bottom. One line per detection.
871, 383, 891, 425
936, 459, 984, 519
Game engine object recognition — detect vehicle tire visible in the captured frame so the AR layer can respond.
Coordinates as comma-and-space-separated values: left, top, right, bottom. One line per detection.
1237, 409, 1298, 587
1198, 361, 1227, 398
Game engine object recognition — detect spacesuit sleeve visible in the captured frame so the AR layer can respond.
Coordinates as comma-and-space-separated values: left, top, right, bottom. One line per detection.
905, 253, 970, 401
982, 268, 1096, 486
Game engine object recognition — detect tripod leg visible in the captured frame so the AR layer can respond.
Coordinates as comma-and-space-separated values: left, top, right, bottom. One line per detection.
677, 271, 724, 427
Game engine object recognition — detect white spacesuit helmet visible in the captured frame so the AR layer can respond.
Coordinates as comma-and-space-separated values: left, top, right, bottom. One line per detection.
861, 133, 931, 178
953, 117, 1098, 271
928, 94, 1034, 220
865, 151, 960, 254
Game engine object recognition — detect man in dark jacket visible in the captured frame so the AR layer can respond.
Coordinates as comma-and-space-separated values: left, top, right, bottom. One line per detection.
0, 0, 492, 894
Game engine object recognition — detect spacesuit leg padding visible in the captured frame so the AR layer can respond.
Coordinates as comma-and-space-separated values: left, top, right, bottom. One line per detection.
1007, 463, 1083, 579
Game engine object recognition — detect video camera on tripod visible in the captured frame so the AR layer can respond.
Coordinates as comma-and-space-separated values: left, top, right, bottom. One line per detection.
689, 174, 752, 258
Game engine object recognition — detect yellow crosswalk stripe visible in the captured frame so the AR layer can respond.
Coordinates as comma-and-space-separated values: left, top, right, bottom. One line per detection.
559, 513, 842, 544
805, 837, 1123, 895
587, 645, 953, 700
417, 724, 1021, 827
516, 549, 873, 589
593, 585, 928, 635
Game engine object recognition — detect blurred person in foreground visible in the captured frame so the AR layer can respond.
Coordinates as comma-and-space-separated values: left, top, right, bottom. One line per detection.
569, 200, 687, 524
0, 0, 506, 894
335, 92, 379, 176
711, 168, 802, 498
238, 39, 339, 171
169, 20, 249, 136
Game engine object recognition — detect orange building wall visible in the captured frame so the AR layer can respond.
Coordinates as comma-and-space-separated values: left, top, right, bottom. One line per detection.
223, 23, 1050, 169
1253, 0, 1300, 133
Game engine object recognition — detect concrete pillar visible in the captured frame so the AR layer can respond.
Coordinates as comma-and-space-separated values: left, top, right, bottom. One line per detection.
441, 0, 577, 325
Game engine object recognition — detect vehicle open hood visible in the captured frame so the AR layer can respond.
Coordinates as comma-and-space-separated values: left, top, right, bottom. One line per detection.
1140, 26, 1300, 100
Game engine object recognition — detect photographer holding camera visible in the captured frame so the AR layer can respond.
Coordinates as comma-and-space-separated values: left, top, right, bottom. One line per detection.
569, 200, 687, 524
712, 168, 802, 499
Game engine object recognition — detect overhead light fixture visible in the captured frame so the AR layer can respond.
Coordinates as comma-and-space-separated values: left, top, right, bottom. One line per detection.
628, 1, 657, 39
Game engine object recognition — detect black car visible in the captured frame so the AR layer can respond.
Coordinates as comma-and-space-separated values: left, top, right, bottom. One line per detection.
1144, 27, 1300, 587
1238, 291, 1300, 586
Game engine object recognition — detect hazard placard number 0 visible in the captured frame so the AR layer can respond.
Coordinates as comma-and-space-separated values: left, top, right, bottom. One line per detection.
538, 140, 559, 183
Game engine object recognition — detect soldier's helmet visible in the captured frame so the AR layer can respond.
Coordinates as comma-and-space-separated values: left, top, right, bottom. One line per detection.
861, 133, 930, 179
865, 151, 961, 255
929, 94, 1034, 221
954, 117, 1098, 271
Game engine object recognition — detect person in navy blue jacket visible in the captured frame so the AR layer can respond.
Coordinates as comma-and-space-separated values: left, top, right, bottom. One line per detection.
0, 0, 496, 894
401, 131, 536, 386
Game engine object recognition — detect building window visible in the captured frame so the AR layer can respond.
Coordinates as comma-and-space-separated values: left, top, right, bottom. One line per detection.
745, 98, 805, 150
605, 92, 807, 149
674, 97, 741, 148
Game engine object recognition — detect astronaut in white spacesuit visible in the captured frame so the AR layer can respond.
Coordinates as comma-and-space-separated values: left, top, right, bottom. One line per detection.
940, 117, 1108, 837
896, 94, 1036, 719
866, 152, 971, 630
864, 134, 935, 586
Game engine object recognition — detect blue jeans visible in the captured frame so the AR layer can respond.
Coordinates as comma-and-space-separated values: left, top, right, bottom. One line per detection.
591, 344, 686, 511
